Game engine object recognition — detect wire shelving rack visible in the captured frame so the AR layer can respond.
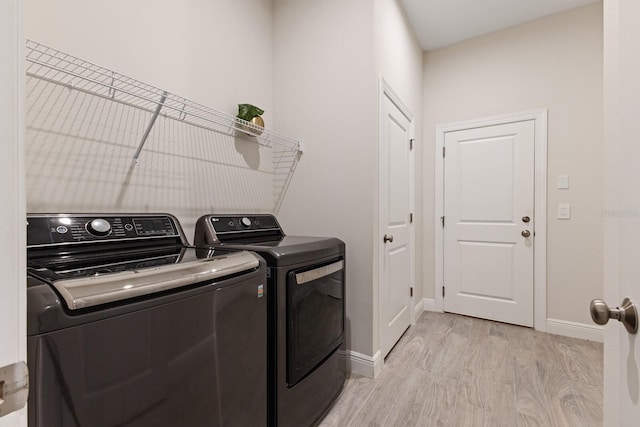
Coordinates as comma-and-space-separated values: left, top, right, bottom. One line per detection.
25, 39, 303, 164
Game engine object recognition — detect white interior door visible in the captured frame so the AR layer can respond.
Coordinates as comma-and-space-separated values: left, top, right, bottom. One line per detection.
603, 0, 640, 423
0, 0, 27, 425
379, 80, 413, 358
443, 120, 534, 327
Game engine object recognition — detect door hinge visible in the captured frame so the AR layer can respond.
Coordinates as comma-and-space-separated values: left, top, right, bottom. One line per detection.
410, 212, 413, 223
441, 216, 445, 227
0, 361, 29, 417
442, 286, 445, 297
442, 146, 445, 157
410, 138, 414, 150
410, 287, 414, 297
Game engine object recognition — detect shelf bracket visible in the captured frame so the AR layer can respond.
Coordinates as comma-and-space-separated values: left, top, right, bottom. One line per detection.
132, 91, 167, 165
108, 71, 116, 99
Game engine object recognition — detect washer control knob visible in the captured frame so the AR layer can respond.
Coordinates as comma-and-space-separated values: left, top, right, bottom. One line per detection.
87, 218, 111, 236
240, 217, 252, 228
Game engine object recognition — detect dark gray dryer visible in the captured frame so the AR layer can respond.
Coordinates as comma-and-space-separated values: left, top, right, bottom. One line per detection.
27, 213, 267, 427
194, 214, 346, 427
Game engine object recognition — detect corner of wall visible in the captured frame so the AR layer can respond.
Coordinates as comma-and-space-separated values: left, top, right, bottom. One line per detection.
340, 349, 383, 378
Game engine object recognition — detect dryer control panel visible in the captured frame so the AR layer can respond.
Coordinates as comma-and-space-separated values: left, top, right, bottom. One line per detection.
208, 215, 280, 233
195, 214, 284, 245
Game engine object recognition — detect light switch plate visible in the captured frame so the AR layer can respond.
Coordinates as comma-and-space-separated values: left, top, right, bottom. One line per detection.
557, 175, 569, 189
558, 203, 571, 219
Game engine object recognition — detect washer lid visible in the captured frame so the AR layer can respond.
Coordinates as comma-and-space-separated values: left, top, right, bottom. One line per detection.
50, 251, 260, 310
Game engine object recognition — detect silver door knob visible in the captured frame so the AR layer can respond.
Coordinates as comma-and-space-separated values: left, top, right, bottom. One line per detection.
522, 216, 531, 223
383, 234, 394, 243
590, 298, 638, 334
521, 230, 531, 238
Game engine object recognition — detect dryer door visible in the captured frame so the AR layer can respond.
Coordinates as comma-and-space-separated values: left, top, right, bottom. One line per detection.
286, 258, 344, 386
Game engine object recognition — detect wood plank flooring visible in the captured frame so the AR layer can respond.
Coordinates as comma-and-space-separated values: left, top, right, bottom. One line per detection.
320, 311, 603, 427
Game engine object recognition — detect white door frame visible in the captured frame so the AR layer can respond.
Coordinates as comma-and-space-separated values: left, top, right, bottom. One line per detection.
434, 109, 547, 331
0, 0, 27, 425
378, 76, 416, 353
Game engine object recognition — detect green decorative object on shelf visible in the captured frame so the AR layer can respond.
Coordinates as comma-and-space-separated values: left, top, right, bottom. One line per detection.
237, 104, 264, 122
237, 104, 265, 136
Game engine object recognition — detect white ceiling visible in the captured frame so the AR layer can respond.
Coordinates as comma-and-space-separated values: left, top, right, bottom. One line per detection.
401, 0, 600, 51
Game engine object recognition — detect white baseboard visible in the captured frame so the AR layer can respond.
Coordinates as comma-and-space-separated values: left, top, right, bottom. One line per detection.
546, 318, 603, 343
340, 350, 383, 378
415, 298, 440, 319
414, 300, 424, 318
414, 298, 439, 318
422, 298, 437, 312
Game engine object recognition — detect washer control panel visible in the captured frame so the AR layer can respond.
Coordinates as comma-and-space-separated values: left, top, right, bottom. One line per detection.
87, 218, 112, 236
27, 214, 180, 246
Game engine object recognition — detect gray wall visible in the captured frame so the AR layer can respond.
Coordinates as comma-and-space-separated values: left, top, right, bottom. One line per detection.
273, 0, 377, 356
25, 0, 278, 240
273, 0, 424, 359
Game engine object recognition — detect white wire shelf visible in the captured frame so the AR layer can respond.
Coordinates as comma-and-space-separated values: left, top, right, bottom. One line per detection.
25, 39, 303, 163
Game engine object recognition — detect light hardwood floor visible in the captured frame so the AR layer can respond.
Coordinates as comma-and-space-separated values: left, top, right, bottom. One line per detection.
321, 311, 603, 427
